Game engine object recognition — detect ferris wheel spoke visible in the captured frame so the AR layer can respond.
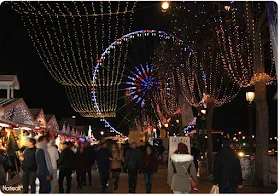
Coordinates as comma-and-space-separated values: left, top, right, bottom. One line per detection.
142, 33, 148, 64
116, 101, 138, 129
128, 37, 142, 65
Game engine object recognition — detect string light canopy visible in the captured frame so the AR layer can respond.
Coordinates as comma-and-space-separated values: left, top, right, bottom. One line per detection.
214, 1, 276, 87
8, 1, 137, 118
169, 2, 241, 108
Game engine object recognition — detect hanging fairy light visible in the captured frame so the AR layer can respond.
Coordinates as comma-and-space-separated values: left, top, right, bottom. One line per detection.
8, 1, 137, 118
170, 2, 240, 108
216, 2, 276, 87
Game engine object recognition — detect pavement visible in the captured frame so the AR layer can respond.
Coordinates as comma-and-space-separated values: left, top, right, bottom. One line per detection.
1, 164, 277, 194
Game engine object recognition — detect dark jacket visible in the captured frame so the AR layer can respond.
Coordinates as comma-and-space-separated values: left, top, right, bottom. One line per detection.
139, 152, 158, 173
213, 147, 243, 187
0, 151, 6, 185
58, 148, 76, 170
76, 151, 87, 173
22, 147, 37, 171
96, 147, 112, 170
35, 148, 49, 176
124, 148, 141, 169
84, 146, 95, 168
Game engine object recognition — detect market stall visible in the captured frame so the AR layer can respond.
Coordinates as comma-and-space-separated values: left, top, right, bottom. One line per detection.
0, 98, 36, 185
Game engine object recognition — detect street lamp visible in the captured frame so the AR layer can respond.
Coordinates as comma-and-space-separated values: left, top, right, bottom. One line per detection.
201, 109, 207, 115
246, 91, 255, 155
224, 5, 231, 11
164, 123, 169, 138
246, 92, 255, 104
198, 108, 207, 157
153, 128, 157, 138
161, 2, 170, 11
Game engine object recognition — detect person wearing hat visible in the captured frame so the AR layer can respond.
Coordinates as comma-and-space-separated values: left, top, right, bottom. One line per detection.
58, 141, 76, 193
96, 139, 113, 192
170, 143, 197, 194
124, 141, 141, 193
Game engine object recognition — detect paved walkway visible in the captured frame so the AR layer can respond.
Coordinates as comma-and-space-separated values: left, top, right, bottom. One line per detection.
1, 164, 277, 194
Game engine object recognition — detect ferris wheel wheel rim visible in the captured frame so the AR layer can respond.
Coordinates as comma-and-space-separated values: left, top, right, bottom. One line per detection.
92, 29, 194, 135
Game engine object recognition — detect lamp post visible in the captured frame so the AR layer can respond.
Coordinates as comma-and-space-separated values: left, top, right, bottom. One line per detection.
196, 108, 206, 157
164, 123, 169, 138
201, 109, 207, 157
246, 91, 255, 155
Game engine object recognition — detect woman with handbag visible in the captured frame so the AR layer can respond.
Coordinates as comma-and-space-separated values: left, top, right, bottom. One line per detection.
170, 143, 197, 194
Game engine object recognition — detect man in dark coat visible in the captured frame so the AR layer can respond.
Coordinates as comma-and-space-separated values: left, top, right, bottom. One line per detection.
96, 140, 112, 193
213, 138, 243, 193
124, 142, 141, 193
58, 141, 76, 193
20, 138, 37, 193
82, 141, 94, 186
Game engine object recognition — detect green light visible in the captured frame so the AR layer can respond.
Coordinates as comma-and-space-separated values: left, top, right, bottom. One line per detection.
243, 143, 246, 146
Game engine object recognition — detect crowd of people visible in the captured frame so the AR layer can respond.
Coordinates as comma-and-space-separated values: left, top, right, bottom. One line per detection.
0, 135, 244, 194
0, 136, 161, 194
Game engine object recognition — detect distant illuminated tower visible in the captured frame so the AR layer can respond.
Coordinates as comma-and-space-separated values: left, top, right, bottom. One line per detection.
88, 125, 92, 138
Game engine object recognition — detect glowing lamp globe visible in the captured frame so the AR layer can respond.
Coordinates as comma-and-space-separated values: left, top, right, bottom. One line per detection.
246, 92, 255, 103
201, 109, 207, 115
238, 152, 245, 157
164, 123, 168, 128
224, 5, 231, 11
161, 2, 170, 10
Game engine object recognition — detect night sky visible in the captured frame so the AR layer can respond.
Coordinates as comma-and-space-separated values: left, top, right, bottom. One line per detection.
0, 2, 277, 136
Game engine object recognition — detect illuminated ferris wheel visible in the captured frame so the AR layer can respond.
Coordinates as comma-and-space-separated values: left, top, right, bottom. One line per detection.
92, 30, 194, 134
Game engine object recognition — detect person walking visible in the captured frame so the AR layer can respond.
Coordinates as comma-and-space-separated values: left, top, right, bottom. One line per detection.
213, 138, 243, 193
96, 140, 112, 193
47, 140, 59, 193
191, 145, 200, 172
36, 136, 53, 193
0, 144, 6, 187
139, 145, 158, 193
58, 141, 76, 193
75, 146, 87, 190
20, 138, 37, 193
170, 143, 197, 194
83, 141, 94, 186
124, 141, 141, 193
110, 143, 122, 190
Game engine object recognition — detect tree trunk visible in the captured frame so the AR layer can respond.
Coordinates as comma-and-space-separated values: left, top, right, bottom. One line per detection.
254, 81, 269, 187
178, 93, 194, 136
252, 9, 270, 186
206, 101, 214, 174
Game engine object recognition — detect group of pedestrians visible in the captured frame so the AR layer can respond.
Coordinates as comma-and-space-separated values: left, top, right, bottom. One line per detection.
0, 136, 94, 193
1, 135, 244, 194
123, 141, 158, 193
1, 134, 160, 194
